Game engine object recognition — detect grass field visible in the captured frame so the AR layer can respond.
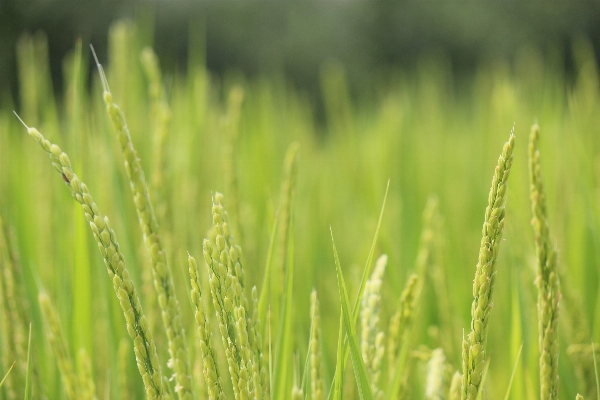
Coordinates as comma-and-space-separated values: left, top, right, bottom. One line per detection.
1, 19, 600, 400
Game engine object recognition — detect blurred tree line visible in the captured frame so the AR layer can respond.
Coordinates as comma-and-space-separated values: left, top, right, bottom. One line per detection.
1, 0, 599, 107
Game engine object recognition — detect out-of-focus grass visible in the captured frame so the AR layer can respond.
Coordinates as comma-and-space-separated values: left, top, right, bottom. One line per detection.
0, 18, 599, 399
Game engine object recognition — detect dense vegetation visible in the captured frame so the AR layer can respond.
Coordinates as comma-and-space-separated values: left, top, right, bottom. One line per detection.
1, 19, 600, 399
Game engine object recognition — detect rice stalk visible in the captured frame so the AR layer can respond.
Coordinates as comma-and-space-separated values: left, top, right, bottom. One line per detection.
17, 116, 171, 399
24, 323, 33, 400
421, 197, 456, 360
271, 143, 300, 331
461, 131, 515, 400
91, 49, 193, 399
529, 123, 560, 400
360, 254, 387, 399
310, 290, 324, 400
38, 293, 81, 400
188, 254, 226, 400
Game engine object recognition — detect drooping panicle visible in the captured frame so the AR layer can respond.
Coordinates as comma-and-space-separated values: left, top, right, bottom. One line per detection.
18, 116, 171, 399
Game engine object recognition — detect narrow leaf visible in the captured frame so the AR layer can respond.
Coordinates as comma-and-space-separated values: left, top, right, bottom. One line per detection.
332, 181, 390, 390
503, 343, 523, 400
331, 229, 374, 400
0, 362, 15, 388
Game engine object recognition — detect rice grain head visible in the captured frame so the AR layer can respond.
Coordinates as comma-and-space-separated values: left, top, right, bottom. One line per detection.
529, 123, 560, 400
461, 131, 515, 400
202, 192, 267, 399
92, 49, 193, 399
360, 254, 387, 398
18, 116, 171, 399
188, 254, 226, 400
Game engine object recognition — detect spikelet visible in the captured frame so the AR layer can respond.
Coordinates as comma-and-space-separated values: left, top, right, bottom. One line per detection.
202, 193, 268, 399
77, 349, 97, 400
425, 348, 446, 400
188, 254, 225, 400
529, 123, 560, 400
461, 132, 515, 400
310, 290, 324, 400
39, 293, 81, 400
387, 274, 420, 376
91, 49, 193, 399
576, 394, 583, 400
360, 254, 387, 398
18, 116, 170, 399
449, 372, 461, 400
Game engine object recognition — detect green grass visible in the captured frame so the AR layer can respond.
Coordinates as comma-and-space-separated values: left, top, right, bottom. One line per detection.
1, 18, 600, 400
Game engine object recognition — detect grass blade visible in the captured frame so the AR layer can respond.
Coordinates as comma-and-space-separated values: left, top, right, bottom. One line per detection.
503, 343, 523, 400
0, 362, 16, 388
352, 180, 390, 323
383, 334, 410, 400
331, 229, 374, 400
331, 181, 390, 395
329, 311, 344, 400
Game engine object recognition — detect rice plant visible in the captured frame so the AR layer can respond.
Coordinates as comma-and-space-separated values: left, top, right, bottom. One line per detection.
1, 18, 600, 400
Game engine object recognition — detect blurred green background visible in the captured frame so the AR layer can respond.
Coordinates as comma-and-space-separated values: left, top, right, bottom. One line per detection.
1, 0, 600, 110
1, 2, 600, 399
